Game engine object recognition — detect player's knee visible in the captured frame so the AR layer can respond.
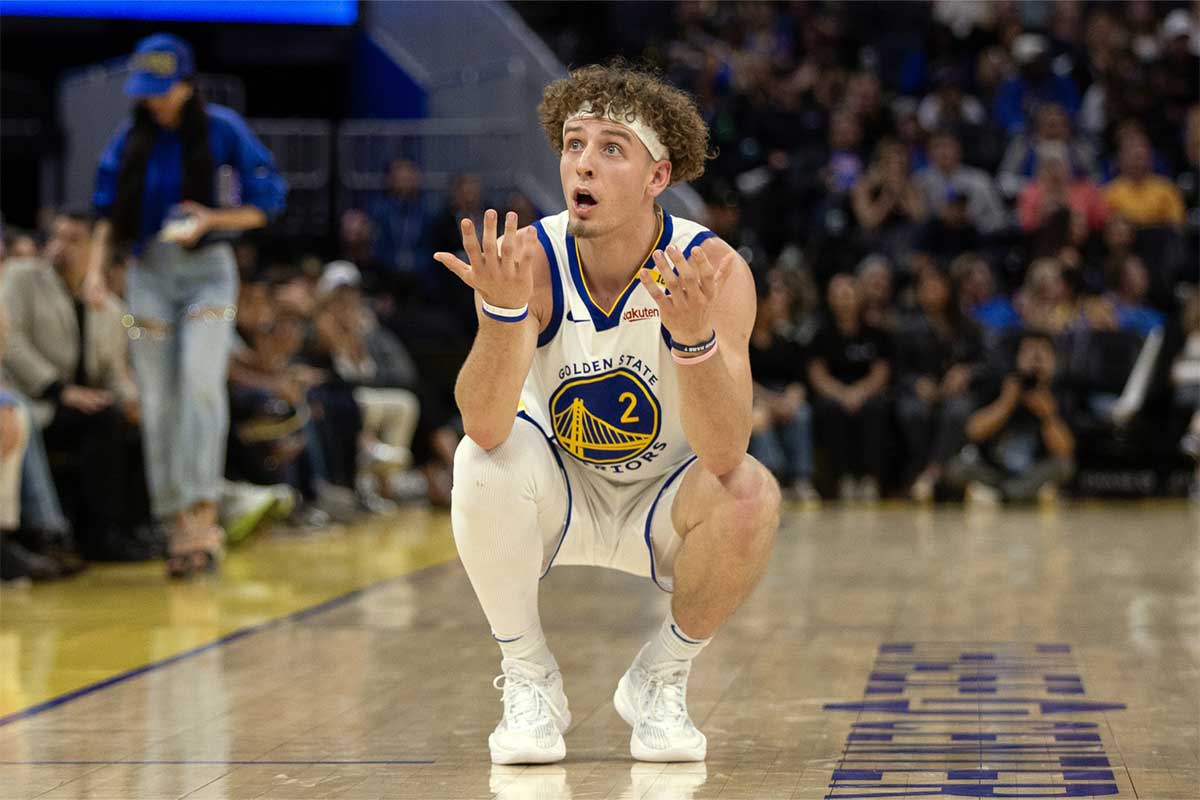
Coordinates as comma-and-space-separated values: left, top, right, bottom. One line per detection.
452, 423, 545, 500
722, 457, 780, 558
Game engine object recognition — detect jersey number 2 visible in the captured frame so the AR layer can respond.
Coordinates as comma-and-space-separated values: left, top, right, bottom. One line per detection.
618, 392, 640, 423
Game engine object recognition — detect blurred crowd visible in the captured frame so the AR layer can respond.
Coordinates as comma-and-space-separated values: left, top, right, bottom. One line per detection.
647, 0, 1199, 504
2, 0, 1199, 583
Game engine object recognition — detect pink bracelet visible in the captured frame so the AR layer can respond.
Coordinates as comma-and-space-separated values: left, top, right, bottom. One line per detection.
671, 339, 719, 365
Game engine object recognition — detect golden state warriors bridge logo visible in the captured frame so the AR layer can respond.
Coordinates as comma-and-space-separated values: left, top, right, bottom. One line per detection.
550, 369, 661, 464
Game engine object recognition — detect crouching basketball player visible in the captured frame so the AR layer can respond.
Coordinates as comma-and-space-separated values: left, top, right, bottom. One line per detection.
434, 64, 780, 765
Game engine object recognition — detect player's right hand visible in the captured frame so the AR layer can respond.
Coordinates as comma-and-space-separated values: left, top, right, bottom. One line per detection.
434, 209, 534, 310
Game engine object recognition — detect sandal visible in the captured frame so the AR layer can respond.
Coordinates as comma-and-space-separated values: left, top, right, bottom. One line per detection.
166, 516, 225, 579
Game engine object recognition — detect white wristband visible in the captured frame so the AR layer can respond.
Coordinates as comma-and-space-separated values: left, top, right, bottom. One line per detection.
481, 300, 529, 323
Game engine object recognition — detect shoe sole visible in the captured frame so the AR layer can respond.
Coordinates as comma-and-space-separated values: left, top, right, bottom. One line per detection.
613, 673, 706, 762
488, 708, 571, 765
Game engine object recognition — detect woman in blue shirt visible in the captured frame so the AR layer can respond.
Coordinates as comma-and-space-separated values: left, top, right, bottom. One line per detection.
83, 33, 286, 578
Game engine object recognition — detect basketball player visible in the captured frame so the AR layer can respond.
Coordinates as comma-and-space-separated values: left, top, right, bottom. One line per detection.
434, 64, 780, 765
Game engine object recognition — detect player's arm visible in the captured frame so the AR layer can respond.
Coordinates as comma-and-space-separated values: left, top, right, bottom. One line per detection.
435, 210, 540, 451
638, 238, 754, 478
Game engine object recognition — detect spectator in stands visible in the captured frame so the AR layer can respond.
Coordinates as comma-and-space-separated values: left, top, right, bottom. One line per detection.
428, 173, 487, 331
952, 253, 1020, 335
947, 331, 1075, 504
993, 33, 1081, 136
748, 277, 817, 503
338, 209, 381, 277
807, 273, 891, 502
918, 65, 986, 136
974, 46, 1016, 120
892, 97, 929, 173
916, 130, 1008, 235
913, 186, 981, 268
8, 234, 38, 259
371, 158, 432, 295
85, 33, 286, 577
1151, 10, 1200, 166
1016, 258, 1078, 334
1105, 254, 1165, 336
310, 261, 423, 508
851, 140, 926, 266
1103, 129, 1186, 228
0, 212, 147, 561
845, 72, 894, 147
821, 110, 865, 197
0, 293, 53, 582
856, 254, 899, 334
999, 103, 1098, 199
1003, 101, 1099, 195
916, 65, 995, 168
897, 268, 982, 502
1016, 142, 1108, 235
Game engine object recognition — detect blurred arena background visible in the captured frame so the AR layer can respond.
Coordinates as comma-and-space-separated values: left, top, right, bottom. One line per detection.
0, 2, 1198, 799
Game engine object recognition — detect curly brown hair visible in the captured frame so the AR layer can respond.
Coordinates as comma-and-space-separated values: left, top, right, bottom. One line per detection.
538, 62, 712, 185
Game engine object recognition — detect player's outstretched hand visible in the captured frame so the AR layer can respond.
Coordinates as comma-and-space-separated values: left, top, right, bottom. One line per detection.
637, 243, 735, 346
434, 209, 534, 310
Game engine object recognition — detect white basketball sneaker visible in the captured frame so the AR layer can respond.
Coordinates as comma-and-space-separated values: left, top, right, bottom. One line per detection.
613, 644, 707, 762
489, 658, 571, 765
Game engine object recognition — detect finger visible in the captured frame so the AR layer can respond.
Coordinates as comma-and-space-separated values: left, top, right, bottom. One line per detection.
481, 209, 499, 263
459, 217, 484, 268
652, 250, 682, 295
501, 212, 518, 271
712, 252, 737, 295
689, 246, 716, 297
637, 268, 670, 308
514, 226, 536, 277
668, 245, 700, 295
433, 252, 475, 286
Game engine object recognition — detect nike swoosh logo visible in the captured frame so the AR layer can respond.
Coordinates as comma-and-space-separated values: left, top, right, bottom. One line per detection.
566, 310, 589, 324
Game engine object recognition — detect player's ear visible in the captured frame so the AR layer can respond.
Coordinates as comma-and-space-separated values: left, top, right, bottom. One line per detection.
645, 159, 672, 198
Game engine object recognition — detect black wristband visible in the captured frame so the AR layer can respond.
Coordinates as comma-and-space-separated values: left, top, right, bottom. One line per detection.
671, 330, 717, 354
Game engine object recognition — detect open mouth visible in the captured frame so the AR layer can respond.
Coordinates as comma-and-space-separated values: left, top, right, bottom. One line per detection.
573, 187, 599, 212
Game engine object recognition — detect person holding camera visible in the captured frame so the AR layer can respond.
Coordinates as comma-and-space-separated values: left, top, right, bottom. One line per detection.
945, 331, 1075, 504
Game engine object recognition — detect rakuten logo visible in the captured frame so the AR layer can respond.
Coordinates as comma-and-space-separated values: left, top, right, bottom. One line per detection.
623, 307, 660, 323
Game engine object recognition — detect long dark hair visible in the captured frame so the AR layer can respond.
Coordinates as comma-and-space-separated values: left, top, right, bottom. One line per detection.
110, 84, 213, 245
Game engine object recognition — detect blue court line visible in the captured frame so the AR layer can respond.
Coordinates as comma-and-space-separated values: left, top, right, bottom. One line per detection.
0, 562, 451, 729
0, 760, 435, 766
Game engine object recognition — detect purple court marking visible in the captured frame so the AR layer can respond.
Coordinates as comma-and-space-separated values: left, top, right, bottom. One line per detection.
824, 642, 1126, 799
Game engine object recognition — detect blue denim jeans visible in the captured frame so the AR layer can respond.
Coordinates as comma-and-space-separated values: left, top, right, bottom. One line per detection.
0, 389, 71, 534
749, 402, 814, 483
127, 241, 237, 518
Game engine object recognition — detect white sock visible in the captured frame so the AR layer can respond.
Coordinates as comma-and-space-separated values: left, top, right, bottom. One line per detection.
451, 425, 566, 678
495, 624, 557, 673
641, 609, 711, 667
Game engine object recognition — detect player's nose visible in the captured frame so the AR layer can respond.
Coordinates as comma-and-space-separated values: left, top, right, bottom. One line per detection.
575, 144, 597, 176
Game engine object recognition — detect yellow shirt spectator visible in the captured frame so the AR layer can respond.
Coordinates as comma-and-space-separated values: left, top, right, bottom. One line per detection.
1103, 176, 1185, 226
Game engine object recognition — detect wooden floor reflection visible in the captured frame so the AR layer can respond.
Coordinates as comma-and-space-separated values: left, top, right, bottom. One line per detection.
1, 501, 1196, 799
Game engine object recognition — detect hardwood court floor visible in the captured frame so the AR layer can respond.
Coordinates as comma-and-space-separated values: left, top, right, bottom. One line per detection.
0, 501, 1196, 799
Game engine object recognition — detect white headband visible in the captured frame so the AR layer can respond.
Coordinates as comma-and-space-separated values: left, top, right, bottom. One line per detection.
564, 103, 670, 162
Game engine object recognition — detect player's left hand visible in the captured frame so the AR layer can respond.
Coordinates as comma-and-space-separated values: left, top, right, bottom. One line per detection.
637, 243, 735, 346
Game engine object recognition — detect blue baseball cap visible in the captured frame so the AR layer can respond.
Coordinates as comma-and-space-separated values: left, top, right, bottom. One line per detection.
124, 33, 194, 98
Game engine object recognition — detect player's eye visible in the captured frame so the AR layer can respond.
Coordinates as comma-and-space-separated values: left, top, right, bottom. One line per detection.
605, 143, 622, 156
566, 138, 583, 150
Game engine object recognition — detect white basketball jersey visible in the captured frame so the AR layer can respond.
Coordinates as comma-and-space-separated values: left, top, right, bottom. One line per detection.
518, 207, 715, 484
